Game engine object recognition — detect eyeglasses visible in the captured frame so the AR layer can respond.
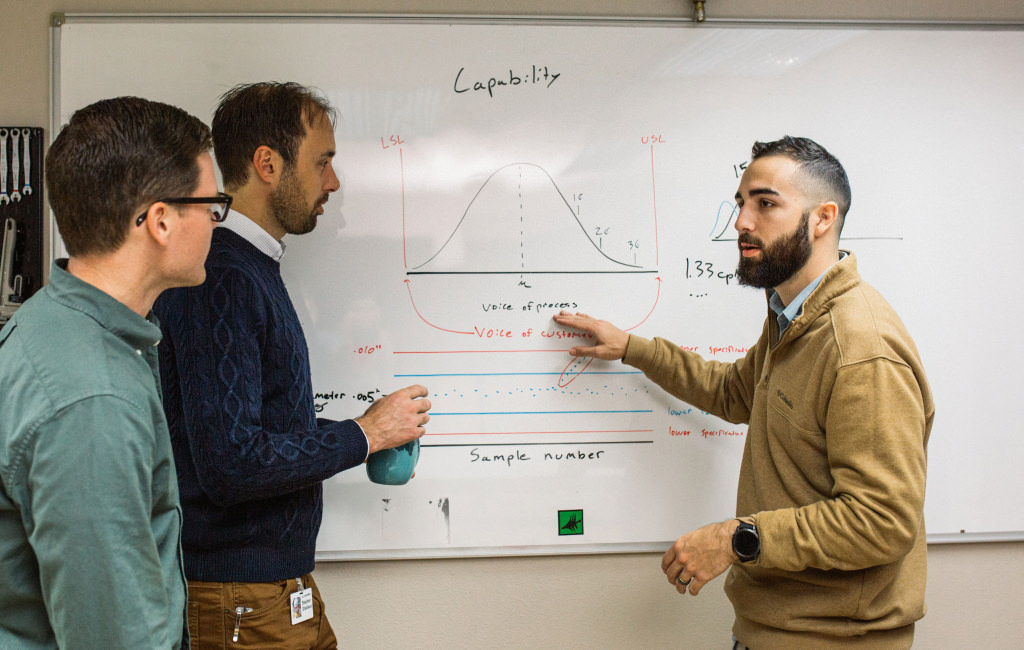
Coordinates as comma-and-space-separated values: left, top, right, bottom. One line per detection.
135, 192, 233, 226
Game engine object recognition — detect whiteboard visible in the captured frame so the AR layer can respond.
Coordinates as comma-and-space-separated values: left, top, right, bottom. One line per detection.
54, 16, 1024, 556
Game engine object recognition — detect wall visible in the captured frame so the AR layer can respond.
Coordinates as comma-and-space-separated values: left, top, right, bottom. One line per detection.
2, 0, 1022, 647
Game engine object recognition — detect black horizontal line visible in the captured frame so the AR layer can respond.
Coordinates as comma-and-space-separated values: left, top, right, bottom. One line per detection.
712, 237, 903, 242
407, 270, 658, 275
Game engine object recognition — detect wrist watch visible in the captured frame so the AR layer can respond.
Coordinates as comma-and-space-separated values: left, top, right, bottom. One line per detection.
732, 521, 760, 563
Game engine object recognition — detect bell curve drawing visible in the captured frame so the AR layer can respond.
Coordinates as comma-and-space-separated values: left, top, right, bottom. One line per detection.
399, 144, 665, 342
408, 162, 647, 275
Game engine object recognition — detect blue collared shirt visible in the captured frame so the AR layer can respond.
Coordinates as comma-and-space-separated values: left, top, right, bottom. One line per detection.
769, 252, 848, 334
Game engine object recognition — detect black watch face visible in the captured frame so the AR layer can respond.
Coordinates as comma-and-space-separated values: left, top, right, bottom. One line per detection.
736, 531, 756, 555
735, 526, 759, 558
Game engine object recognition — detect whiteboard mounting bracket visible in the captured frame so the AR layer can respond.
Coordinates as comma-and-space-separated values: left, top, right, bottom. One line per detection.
693, 1, 707, 24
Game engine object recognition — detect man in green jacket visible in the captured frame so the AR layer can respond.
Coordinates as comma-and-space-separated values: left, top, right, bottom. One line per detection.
554, 136, 933, 649
0, 97, 224, 648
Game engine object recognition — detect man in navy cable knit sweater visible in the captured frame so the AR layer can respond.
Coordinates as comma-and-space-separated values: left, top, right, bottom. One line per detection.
154, 82, 431, 649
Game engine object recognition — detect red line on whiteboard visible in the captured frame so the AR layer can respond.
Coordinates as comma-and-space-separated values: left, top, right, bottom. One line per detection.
624, 276, 662, 332
403, 279, 474, 335
401, 148, 407, 268
394, 349, 571, 354
651, 144, 660, 266
426, 429, 654, 436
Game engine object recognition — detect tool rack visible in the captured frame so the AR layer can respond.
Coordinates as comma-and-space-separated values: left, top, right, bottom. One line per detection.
0, 126, 44, 324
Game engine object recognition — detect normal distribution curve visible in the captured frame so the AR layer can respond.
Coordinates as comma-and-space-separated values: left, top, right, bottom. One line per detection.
408, 162, 644, 273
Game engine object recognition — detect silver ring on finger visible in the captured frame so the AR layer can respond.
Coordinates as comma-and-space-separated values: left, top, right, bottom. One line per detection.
677, 576, 692, 587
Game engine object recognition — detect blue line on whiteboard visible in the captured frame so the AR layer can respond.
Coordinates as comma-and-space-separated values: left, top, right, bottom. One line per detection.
432, 410, 652, 415
393, 371, 642, 377
710, 200, 738, 240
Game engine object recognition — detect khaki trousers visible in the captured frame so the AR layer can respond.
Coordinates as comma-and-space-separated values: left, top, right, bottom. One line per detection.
187, 573, 338, 649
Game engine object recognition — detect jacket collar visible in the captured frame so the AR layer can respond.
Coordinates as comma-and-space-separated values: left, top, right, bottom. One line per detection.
47, 259, 162, 350
771, 250, 860, 341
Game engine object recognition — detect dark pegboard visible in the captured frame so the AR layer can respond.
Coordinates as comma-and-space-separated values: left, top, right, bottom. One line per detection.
0, 126, 44, 316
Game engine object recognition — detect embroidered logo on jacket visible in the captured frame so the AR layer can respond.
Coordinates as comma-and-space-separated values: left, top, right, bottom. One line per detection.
776, 389, 794, 410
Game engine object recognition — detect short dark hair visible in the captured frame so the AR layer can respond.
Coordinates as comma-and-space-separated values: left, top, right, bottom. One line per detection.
751, 136, 851, 225
46, 96, 212, 257
212, 82, 336, 189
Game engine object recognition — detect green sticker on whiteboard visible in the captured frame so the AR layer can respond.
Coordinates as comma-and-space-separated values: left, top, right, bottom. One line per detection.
558, 509, 584, 536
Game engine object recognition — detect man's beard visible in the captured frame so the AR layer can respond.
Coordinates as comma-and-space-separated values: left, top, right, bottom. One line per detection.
736, 211, 812, 289
268, 167, 327, 236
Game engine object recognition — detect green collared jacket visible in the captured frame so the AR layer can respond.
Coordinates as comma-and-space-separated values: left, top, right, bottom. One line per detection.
0, 261, 187, 649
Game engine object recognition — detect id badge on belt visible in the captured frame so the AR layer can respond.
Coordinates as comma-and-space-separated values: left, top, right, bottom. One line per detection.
290, 577, 313, 625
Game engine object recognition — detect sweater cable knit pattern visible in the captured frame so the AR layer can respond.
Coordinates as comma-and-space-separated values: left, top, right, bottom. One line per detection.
155, 228, 368, 582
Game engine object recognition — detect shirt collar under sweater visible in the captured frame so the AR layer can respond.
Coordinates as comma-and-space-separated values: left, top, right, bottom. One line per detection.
219, 210, 286, 261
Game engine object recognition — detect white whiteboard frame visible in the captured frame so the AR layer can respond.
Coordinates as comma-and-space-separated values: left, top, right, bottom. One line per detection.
49, 13, 1024, 557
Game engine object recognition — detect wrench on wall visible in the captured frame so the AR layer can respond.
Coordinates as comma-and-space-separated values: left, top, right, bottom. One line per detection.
9, 130, 21, 203
0, 129, 9, 205
21, 129, 31, 197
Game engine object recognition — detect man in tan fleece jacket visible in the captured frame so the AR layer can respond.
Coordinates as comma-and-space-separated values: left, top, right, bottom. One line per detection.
554, 136, 933, 649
